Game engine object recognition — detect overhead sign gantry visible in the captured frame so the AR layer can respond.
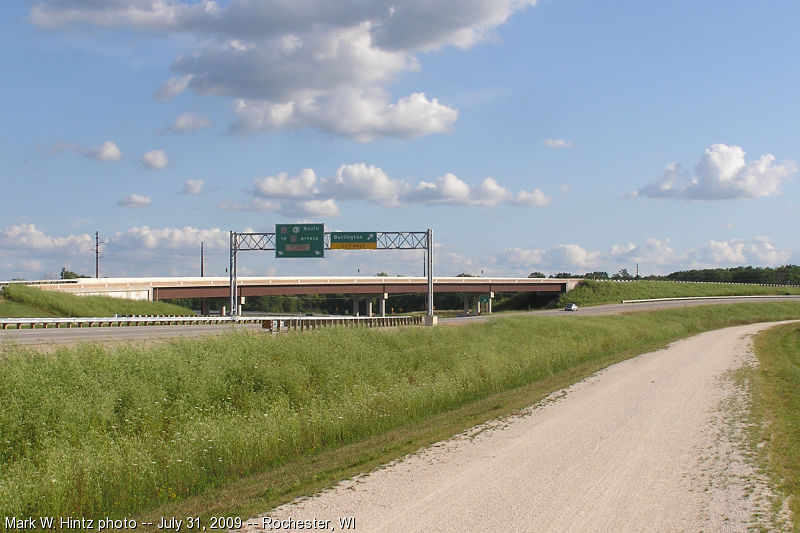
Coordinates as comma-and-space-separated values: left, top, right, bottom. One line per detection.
229, 226, 434, 323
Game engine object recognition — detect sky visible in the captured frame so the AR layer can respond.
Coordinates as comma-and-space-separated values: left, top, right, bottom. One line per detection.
2, 0, 800, 280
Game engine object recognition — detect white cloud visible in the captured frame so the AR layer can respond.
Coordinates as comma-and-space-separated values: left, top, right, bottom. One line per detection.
29, 0, 538, 140
698, 236, 789, 266
218, 196, 339, 218
227, 164, 551, 212
114, 226, 229, 251
154, 74, 194, 101
0, 224, 236, 279
280, 199, 341, 218
542, 138, 572, 148
231, 90, 457, 141
254, 169, 318, 198
325, 163, 406, 206
0, 223, 92, 251
607, 238, 687, 267
182, 179, 204, 195
544, 245, 600, 270
87, 140, 123, 161
511, 189, 552, 207
407, 173, 471, 205
141, 149, 169, 169
166, 112, 213, 133
1, 224, 795, 280
49, 140, 123, 161
118, 194, 151, 208
560, 184, 571, 194
405, 173, 551, 207
636, 143, 797, 200
497, 236, 792, 275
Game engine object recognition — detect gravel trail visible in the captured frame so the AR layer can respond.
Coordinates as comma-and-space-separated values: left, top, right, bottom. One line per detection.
243, 322, 794, 532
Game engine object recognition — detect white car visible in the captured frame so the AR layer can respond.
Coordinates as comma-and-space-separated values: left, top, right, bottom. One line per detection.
564, 303, 578, 311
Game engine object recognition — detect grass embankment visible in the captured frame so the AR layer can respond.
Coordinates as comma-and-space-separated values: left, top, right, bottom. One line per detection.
0, 284, 193, 318
752, 323, 800, 532
558, 279, 800, 307
2, 302, 800, 528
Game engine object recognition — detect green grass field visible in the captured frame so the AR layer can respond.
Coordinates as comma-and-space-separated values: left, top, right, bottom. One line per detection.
557, 279, 800, 307
2, 302, 800, 526
0, 284, 193, 318
752, 323, 800, 532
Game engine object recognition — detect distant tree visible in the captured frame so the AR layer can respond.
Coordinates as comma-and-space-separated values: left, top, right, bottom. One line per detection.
550, 272, 575, 278
528, 272, 546, 278
456, 273, 477, 277
612, 268, 633, 280
375, 272, 389, 277
664, 265, 800, 285
583, 271, 609, 280
60, 269, 89, 279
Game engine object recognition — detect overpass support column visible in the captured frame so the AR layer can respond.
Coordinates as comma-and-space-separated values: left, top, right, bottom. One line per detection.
367, 300, 373, 318
463, 294, 469, 313
380, 293, 387, 317
352, 294, 359, 317
488, 291, 494, 314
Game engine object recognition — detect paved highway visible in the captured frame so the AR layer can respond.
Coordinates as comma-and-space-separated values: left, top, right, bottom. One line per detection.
3, 295, 800, 347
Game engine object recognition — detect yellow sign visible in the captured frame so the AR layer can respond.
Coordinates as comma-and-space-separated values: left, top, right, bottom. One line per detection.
330, 232, 377, 250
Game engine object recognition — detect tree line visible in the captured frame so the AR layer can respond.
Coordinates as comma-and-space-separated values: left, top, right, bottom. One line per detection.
531, 265, 800, 285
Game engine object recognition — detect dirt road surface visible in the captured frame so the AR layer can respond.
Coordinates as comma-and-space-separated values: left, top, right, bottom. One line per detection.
244, 322, 794, 532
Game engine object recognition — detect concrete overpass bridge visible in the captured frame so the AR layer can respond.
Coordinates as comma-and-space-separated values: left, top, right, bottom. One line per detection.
25, 276, 581, 316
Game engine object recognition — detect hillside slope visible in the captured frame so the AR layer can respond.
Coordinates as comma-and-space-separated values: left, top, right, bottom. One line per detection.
0, 284, 194, 317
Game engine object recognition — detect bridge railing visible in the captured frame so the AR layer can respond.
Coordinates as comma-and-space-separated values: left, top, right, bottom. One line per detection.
0, 315, 422, 331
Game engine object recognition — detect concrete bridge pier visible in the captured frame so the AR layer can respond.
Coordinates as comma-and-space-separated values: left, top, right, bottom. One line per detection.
352, 294, 359, 316
379, 293, 387, 317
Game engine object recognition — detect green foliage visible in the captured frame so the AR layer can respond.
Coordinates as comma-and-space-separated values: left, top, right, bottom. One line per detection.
60, 270, 90, 280
557, 280, 800, 307
612, 268, 634, 280
0, 296, 55, 318
1, 284, 194, 317
583, 271, 609, 280
752, 324, 800, 532
2, 302, 800, 520
528, 272, 545, 278
662, 264, 800, 285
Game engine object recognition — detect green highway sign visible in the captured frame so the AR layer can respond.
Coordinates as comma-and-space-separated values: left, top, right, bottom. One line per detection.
275, 223, 324, 258
330, 231, 378, 250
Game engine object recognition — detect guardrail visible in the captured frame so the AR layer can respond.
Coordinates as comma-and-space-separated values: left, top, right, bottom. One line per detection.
621, 295, 800, 304
0, 315, 423, 331
593, 279, 800, 287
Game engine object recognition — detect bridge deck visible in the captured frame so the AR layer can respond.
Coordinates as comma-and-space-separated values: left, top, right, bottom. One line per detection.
24, 276, 579, 300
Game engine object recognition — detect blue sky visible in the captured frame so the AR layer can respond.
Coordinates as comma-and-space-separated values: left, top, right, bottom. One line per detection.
2, 0, 799, 280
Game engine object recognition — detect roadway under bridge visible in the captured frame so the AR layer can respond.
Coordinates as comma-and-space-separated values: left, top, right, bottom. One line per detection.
25, 276, 581, 316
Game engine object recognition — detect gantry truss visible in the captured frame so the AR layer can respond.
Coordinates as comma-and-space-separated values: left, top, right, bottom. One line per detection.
229, 230, 433, 317
232, 231, 429, 251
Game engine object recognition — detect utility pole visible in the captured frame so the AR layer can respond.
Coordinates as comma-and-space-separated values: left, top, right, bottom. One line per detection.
93, 231, 103, 278
200, 241, 208, 315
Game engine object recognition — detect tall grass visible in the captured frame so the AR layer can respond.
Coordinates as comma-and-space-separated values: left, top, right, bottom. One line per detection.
1, 284, 193, 317
558, 279, 800, 307
752, 324, 800, 532
2, 302, 800, 522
